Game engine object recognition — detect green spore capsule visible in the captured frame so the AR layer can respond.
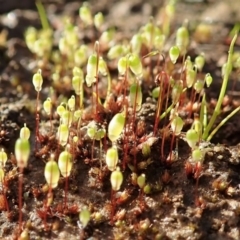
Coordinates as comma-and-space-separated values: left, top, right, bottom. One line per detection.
171, 116, 184, 135
32, 69, 43, 92
110, 167, 123, 191
58, 150, 73, 177
137, 174, 146, 189
43, 98, 52, 115
108, 112, 126, 142
20, 123, 30, 140
79, 207, 91, 228
118, 56, 128, 75
169, 46, 180, 64
106, 146, 119, 171
57, 124, 69, 146
15, 138, 30, 168
44, 157, 60, 189
86, 54, 97, 87
176, 26, 189, 54
186, 129, 199, 148
129, 54, 143, 78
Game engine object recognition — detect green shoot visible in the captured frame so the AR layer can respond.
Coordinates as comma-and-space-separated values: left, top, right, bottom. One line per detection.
202, 32, 238, 140
36, 0, 50, 30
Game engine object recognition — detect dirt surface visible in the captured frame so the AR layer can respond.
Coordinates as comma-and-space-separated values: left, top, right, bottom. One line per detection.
0, 0, 240, 239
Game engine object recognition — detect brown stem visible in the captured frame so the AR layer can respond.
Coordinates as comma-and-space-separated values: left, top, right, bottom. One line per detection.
132, 81, 139, 171
18, 167, 23, 234
64, 177, 69, 209
111, 189, 116, 225
35, 91, 40, 151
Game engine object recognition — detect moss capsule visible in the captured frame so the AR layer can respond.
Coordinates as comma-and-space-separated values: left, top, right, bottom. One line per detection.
110, 167, 123, 191
44, 157, 60, 189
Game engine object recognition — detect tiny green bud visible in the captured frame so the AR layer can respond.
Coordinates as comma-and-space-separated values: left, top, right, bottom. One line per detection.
143, 184, 151, 194
73, 66, 82, 77
108, 112, 126, 142
73, 110, 82, 122
86, 54, 97, 87
79, 3, 92, 26
176, 26, 189, 54
169, 46, 180, 64
171, 116, 184, 135
68, 95, 76, 111
79, 207, 91, 228
87, 54, 97, 75
99, 57, 108, 76
58, 150, 73, 177
141, 22, 154, 47
106, 146, 119, 171
57, 124, 69, 146
87, 121, 97, 139
192, 118, 202, 136
151, 86, 160, 99
154, 34, 165, 50
72, 76, 82, 95
15, 138, 30, 168
192, 148, 204, 162
19, 229, 29, 240
194, 79, 204, 93
0, 149, 7, 167
118, 56, 128, 75
205, 73, 212, 87
20, 123, 30, 140
74, 46, 88, 66
107, 45, 124, 60
185, 56, 193, 70
129, 54, 143, 78
61, 110, 73, 126
99, 29, 115, 45
44, 157, 60, 188
32, 69, 43, 92
131, 34, 142, 54
94, 12, 104, 30
186, 129, 199, 148
137, 174, 146, 189
59, 37, 69, 55
73, 136, 78, 143
186, 68, 196, 88
110, 167, 123, 191
195, 54, 205, 71
25, 27, 37, 52
56, 104, 66, 117
43, 98, 52, 115
95, 128, 106, 141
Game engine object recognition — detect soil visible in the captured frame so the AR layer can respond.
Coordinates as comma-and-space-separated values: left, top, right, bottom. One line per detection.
0, 0, 240, 240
